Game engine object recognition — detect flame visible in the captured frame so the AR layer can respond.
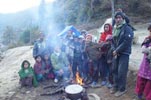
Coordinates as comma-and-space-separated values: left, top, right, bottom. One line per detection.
76, 72, 83, 85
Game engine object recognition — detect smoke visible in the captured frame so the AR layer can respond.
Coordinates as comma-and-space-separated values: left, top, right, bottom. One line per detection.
35, 0, 65, 48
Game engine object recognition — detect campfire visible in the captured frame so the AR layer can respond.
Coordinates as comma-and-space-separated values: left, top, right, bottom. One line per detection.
76, 72, 83, 85
41, 72, 102, 100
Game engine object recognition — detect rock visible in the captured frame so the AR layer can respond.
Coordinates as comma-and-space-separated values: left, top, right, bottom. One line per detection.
8, 91, 15, 95
26, 91, 31, 94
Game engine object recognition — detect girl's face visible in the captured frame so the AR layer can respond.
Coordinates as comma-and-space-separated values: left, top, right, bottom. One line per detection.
44, 55, 49, 60
104, 25, 110, 32
24, 62, 29, 69
36, 56, 41, 62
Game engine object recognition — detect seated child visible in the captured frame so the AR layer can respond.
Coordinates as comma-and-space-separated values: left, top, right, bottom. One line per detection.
34, 55, 45, 82
43, 53, 54, 79
18, 60, 38, 87
51, 45, 71, 83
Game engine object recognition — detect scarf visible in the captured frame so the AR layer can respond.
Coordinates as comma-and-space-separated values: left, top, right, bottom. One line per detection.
113, 21, 125, 38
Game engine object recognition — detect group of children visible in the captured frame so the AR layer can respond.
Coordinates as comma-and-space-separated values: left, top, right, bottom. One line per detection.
18, 24, 114, 88
18, 53, 55, 87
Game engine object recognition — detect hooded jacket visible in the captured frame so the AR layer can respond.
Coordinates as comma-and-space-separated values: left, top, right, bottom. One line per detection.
99, 24, 112, 43
18, 60, 38, 87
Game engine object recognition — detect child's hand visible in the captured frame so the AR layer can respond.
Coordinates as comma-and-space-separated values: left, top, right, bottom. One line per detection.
45, 69, 49, 73
28, 74, 33, 77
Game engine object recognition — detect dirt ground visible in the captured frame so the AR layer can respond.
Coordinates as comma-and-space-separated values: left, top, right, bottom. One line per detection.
0, 23, 149, 100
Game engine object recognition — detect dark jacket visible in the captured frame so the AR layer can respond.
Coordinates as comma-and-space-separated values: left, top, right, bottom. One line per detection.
33, 39, 49, 58
73, 41, 83, 59
112, 24, 134, 55
85, 42, 103, 61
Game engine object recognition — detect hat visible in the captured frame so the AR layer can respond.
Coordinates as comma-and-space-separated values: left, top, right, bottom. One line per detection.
78, 35, 84, 39
114, 12, 125, 19
81, 30, 87, 35
86, 34, 93, 40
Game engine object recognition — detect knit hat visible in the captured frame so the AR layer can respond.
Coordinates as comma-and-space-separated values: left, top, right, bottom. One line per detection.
114, 12, 125, 19
78, 35, 84, 39
86, 34, 93, 41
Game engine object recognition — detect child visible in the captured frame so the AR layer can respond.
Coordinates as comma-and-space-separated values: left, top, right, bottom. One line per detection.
34, 55, 45, 82
43, 53, 54, 79
105, 35, 114, 88
51, 45, 71, 83
135, 25, 151, 100
18, 60, 38, 87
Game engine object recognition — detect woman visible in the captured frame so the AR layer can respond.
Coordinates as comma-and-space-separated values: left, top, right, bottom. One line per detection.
135, 24, 151, 100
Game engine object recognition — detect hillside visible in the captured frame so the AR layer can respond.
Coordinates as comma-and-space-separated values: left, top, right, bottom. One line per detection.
0, 46, 35, 98
0, 23, 149, 99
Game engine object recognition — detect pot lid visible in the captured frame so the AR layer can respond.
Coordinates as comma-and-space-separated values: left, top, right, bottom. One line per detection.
65, 84, 83, 94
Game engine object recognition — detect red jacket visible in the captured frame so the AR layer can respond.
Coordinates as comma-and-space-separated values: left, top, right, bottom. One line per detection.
99, 24, 112, 43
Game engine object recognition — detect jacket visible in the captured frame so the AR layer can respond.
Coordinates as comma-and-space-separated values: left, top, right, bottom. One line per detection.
112, 24, 134, 55
51, 52, 69, 71
18, 62, 38, 87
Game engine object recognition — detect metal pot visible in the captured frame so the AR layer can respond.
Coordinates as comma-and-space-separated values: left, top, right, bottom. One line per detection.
65, 84, 83, 100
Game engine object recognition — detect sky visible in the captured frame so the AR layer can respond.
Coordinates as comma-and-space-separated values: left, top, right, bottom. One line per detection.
0, 0, 55, 14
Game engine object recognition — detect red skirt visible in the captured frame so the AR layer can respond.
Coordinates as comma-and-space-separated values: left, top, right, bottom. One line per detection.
135, 76, 151, 100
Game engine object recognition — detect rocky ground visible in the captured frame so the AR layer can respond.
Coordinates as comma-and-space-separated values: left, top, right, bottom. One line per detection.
0, 23, 149, 100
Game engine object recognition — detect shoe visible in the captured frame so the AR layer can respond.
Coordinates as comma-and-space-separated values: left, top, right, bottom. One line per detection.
134, 95, 143, 100
114, 90, 127, 97
110, 88, 118, 94
54, 78, 58, 83
107, 83, 112, 89
90, 82, 97, 87
101, 81, 107, 86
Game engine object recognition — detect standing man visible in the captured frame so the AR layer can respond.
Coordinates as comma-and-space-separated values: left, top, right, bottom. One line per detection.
33, 32, 49, 59
110, 12, 134, 97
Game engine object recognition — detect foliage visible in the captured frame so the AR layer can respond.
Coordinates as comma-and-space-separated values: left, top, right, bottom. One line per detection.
20, 26, 41, 44
2, 26, 15, 45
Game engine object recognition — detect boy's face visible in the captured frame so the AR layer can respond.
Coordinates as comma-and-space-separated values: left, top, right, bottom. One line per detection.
55, 46, 61, 53
115, 15, 124, 25
24, 62, 29, 69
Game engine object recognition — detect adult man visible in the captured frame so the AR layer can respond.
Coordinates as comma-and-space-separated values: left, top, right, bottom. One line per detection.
110, 12, 134, 97
33, 32, 49, 59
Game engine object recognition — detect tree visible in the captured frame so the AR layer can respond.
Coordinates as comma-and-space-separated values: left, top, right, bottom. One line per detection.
110, 0, 115, 20
2, 26, 15, 45
21, 29, 30, 44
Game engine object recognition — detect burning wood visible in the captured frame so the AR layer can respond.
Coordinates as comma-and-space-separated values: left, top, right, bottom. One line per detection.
76, 72, 83, 85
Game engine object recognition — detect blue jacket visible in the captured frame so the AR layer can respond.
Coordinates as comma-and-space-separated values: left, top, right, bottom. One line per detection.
112, 24, 134, 55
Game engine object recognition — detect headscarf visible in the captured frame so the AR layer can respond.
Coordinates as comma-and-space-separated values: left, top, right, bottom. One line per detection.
99, 23, 112, 42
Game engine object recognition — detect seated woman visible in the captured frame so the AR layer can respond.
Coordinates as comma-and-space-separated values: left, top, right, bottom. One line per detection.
51, 45, 71, 83
135, 24, 151, 100
18, 60, 38, 87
